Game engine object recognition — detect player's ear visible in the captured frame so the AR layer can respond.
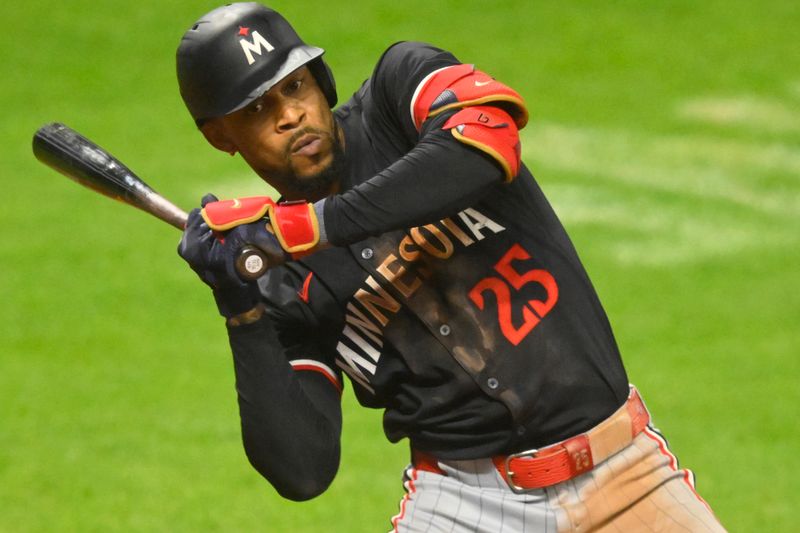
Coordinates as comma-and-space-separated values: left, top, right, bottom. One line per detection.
200, 119, 237, 156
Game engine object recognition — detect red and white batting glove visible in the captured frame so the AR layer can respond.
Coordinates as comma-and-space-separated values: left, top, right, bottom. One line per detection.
200, 196, 322, 261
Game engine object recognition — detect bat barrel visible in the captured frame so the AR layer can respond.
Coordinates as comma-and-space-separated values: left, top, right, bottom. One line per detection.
32, 122, 262, 281
33, 123, 187, 230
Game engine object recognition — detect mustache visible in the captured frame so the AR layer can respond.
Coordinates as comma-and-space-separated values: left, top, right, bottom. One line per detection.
284, 127, 329, 159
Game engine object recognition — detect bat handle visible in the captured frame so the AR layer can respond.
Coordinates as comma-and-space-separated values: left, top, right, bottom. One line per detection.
235, 246, 269, 281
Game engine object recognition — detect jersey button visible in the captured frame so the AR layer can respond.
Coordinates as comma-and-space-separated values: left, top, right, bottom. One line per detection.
361, 247, 374, 260
516, 426, 526, 436
439, 324, 451, 336
487, 377, 499, 390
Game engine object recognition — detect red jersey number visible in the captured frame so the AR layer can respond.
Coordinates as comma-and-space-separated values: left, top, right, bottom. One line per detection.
468, 244, 559, 345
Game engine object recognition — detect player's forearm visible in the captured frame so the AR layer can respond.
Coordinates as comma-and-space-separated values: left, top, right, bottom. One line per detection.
226, 317, 342, 501
319, 125, 503, 246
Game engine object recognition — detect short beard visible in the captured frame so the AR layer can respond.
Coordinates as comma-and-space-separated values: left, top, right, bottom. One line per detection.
280, 121, 345, 199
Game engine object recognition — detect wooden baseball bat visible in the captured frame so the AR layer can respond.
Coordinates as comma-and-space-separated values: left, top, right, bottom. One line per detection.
32, 122, 268, 280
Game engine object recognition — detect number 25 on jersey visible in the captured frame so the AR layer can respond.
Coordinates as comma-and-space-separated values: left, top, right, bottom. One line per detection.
469, 244, 559, 346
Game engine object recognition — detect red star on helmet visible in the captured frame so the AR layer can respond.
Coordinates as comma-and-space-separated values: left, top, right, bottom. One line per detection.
238, 26, 250, 36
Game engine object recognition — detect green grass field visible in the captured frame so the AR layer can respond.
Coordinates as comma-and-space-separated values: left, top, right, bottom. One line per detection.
2, 1, 798, 531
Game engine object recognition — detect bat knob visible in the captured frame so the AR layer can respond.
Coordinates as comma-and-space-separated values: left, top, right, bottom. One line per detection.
235, 246, 269, 281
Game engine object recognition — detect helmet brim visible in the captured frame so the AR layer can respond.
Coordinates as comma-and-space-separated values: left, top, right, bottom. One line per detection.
227, 44, 325, 116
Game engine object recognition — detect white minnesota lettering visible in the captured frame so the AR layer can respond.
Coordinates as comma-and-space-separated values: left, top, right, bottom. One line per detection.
342, 325, 382, 363
458, 208, 506, 240
335, 341, 377, 394
344, 302, 384, 346
334, 206, 506, 394
335, 358, 375, 394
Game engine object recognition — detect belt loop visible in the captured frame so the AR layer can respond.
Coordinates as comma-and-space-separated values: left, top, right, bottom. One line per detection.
626, 386, 650, 437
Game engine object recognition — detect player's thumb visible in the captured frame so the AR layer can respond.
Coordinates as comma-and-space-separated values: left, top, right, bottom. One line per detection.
200, 193, 219, 207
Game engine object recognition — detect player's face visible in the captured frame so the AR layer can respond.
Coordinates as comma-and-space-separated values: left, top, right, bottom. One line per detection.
209, 66, 343, 200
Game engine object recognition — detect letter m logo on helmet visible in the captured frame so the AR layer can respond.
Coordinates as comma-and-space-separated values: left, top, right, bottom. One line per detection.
240, 29, 275, 65
177, 3, 338, 125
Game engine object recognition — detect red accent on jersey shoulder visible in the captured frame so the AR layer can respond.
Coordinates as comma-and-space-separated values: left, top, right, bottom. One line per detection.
297, 272, 314, 303
412, 64, 474, 129
411, 63, 528, 131
443, 106, 522, 181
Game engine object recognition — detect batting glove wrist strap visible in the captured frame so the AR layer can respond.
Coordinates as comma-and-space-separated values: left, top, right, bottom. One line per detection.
201, 196, 320, 256
268, 200, 320, 254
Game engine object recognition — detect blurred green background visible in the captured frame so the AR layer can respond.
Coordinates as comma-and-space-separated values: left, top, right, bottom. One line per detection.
2, 1, 798, 531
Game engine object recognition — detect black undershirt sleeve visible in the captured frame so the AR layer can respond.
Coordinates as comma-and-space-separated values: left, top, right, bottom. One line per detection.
323, 113, 505, 246
321, 41, 509, 245
226, 316, 342, 501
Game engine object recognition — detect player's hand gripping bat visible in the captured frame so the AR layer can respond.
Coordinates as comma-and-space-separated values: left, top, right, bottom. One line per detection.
32, 122, 268, 281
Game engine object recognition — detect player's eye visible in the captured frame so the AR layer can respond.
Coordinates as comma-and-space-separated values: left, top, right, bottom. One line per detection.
283, 78, 303, 95
245, 101, 264, 115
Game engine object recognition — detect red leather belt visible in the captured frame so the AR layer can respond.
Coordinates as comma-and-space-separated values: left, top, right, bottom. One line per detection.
413, 387, 650, 493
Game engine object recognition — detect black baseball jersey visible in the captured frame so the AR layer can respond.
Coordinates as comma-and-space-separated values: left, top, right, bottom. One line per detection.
234, 41, 629, 460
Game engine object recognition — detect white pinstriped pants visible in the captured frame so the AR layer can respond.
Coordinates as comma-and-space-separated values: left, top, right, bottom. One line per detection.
390, 428, 726, 532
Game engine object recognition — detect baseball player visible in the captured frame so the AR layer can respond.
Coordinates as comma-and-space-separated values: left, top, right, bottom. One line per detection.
176, 3, 726, 531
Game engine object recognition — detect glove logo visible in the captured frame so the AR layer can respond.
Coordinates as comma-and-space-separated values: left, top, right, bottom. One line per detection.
298, 272, 314, 303
239, 30, 275, 65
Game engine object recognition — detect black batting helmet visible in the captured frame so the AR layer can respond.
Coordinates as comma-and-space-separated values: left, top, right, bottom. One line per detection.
176, 2, 337, 126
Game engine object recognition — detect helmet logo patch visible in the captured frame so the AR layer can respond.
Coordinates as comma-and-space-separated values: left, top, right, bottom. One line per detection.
238, 26, 250, 36
239, 30, 275, 66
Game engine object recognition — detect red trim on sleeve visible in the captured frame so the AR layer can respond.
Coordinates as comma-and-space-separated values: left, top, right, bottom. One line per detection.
290, 359, 342, 394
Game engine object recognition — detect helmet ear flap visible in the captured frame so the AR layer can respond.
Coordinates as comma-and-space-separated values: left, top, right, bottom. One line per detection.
309, 58, 337, 108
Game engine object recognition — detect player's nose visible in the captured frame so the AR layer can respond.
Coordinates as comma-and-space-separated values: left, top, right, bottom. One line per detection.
276, 102, 305, 133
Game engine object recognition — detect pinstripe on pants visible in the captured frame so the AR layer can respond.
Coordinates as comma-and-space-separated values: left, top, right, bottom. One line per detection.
390, 430, 725, 532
